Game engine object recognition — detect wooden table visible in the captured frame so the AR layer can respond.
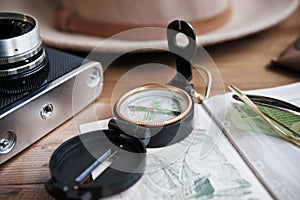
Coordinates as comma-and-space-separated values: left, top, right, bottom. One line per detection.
1, 7, 300, 199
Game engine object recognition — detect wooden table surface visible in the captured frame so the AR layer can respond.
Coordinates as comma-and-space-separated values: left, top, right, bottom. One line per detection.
1, 7, 300, 200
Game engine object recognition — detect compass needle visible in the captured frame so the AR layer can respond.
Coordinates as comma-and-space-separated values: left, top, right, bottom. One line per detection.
128, 105, 181, 116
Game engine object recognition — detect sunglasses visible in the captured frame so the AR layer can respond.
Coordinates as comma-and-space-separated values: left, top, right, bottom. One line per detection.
229, 84, 300, 146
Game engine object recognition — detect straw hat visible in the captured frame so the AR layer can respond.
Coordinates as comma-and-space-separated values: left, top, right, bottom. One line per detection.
0, 0, 298, 52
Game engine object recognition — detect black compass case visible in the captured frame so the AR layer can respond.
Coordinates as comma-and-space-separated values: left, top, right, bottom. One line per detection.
45, 130, 146, 200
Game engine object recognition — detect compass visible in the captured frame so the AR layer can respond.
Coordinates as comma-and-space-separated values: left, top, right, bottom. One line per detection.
110, 20, 211, 147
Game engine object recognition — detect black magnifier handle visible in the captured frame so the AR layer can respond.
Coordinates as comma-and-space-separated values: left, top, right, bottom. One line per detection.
167, 20, 197, 82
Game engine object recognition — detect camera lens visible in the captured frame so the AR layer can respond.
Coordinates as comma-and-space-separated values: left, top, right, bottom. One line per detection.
0, 19, 33, 39
0, 12, 49, 94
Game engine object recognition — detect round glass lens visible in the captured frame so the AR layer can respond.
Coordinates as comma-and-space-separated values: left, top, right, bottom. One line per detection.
119, 88, 188, 123
0, 19, 33, 39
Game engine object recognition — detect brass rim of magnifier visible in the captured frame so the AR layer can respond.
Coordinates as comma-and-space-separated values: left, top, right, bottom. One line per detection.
115, 83, 193, 127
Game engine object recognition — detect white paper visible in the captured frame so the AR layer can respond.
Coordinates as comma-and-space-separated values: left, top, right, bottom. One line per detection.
80, 104, 271, 199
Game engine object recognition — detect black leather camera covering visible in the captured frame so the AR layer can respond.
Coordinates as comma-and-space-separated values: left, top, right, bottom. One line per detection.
0, 47, 85, 114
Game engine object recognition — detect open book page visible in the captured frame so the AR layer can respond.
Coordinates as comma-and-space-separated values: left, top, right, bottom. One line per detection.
203, 82, 300, 200
80, 104, 271, 199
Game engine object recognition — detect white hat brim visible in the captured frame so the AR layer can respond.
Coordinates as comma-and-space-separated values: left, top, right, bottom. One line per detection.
0, 0, 299, 52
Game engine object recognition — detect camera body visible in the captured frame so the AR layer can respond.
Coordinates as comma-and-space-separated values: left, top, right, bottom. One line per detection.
0, 47, 103, 164
0, 13, 103, 164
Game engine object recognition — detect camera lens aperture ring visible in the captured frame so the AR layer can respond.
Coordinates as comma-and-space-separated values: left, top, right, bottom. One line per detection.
0, 42, 43, 65
0, 46, 46, 76
0, 12, 49, 94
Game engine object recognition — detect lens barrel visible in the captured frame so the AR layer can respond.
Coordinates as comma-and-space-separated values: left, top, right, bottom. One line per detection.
0, 12, 49, 94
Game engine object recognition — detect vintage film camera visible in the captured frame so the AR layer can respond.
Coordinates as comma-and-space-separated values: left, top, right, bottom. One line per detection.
0, 12, 103, 164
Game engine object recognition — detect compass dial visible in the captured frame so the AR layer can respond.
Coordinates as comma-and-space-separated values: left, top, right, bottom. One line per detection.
115, 84, 192, 126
